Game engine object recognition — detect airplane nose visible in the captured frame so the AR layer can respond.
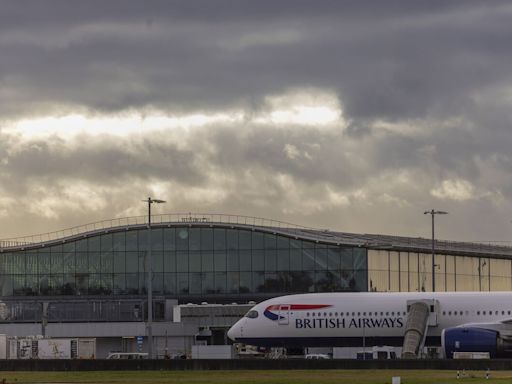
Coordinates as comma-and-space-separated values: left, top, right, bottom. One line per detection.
228, 321, 241, 341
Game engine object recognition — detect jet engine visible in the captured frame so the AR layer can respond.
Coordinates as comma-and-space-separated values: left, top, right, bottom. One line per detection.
442, 327, 512, 358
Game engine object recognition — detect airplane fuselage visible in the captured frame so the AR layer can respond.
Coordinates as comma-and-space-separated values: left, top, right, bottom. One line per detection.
228, 292, 512, 348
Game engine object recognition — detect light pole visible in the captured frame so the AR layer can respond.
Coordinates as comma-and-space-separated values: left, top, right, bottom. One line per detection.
424, 209, 448, 292
142, 197, 166, 359
362, 317, 366, 360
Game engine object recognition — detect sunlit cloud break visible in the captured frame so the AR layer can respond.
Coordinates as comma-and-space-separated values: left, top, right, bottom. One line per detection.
2, 112, 244, 140
2, 89, 345, 141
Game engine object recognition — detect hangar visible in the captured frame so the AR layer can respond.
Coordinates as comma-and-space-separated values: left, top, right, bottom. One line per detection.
0, 213, 511, 357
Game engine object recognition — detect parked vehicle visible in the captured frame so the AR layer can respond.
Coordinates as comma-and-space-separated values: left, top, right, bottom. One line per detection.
305, 353, 331, 359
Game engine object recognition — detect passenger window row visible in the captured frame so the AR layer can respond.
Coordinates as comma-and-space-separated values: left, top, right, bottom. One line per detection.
299, 309, 512, 318
303, 311, 407, 317
441, 310, 512, 316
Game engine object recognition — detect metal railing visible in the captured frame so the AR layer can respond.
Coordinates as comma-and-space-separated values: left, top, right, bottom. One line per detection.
0, 213, 314, 250
1, 212, 511, 256
361, 233, 512, 256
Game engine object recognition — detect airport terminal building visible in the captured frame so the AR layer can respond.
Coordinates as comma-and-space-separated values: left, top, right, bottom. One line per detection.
0, 213, 511, 357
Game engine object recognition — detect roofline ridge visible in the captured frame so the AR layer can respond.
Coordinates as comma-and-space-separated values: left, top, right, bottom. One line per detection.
0, 212, 314, 248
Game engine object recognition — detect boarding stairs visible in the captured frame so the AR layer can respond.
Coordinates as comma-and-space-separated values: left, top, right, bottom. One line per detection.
401, 300, 438, 359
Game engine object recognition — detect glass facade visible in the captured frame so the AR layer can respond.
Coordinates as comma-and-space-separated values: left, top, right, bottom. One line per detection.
368, 250, 512, 292
2, 225, 509, 298
0, 226, 367, 297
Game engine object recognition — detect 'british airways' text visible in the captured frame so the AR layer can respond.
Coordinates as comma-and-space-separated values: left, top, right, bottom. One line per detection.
295, 317, 404, 329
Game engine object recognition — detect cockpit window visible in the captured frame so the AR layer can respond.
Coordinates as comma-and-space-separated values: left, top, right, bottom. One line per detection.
245, 310, 259, 319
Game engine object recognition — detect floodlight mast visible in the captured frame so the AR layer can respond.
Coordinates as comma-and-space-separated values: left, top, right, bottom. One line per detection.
142, 197, 166, 359
424, 210, 448, 292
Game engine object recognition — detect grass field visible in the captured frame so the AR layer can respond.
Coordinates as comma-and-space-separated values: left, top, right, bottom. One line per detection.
0, 370, 510, 384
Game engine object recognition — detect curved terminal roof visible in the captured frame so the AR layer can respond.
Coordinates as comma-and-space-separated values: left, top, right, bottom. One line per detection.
1, 213, 511, 258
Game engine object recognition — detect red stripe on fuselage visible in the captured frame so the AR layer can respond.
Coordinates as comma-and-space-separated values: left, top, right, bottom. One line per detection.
266, 304, 332, 311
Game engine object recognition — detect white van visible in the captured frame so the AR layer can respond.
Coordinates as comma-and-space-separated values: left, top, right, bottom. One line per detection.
356, 346, 397, 360
305, 353, 331, 360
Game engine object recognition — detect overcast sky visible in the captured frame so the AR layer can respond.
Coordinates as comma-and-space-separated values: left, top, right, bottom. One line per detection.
1, 0, 511, 243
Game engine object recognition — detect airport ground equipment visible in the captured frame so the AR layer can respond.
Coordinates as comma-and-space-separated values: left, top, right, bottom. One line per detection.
401, 302, 430, 358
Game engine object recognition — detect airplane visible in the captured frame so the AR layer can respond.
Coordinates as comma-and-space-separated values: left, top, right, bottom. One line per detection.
227, 291, 512, 358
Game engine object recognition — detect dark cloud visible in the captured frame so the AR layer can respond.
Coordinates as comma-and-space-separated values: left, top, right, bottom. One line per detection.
0, 133, 203, 193
0, 1, 511, 118
0, 1, 511, 243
